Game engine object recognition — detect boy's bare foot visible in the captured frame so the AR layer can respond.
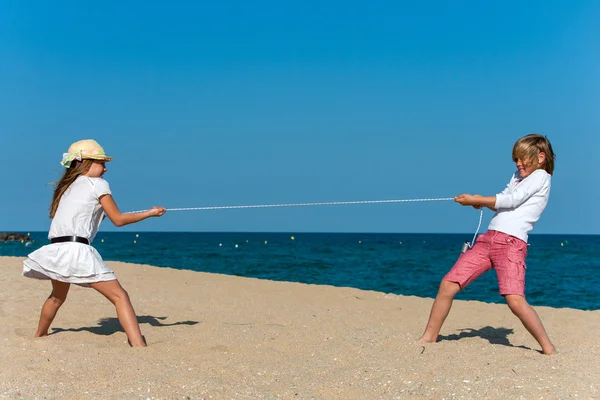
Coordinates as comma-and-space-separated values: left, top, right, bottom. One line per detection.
542, 345, 557, 355
416, 335, 437, 343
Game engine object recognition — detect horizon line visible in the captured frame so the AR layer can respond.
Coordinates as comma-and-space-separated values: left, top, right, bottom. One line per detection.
3, 231, 598, 236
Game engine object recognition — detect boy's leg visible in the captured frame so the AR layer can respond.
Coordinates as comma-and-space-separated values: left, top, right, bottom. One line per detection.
35, 280, 71, 337
505, 295, 556, 355
492, 233, 556, 355
89, 280, 146, 347
418, 280, 460, 342
418, 234, 493, 342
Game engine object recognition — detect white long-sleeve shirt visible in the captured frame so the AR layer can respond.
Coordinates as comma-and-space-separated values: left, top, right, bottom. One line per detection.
487, 169, 552, 243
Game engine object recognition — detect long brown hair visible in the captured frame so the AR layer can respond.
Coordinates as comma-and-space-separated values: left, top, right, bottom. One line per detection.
49, 159, 95, 218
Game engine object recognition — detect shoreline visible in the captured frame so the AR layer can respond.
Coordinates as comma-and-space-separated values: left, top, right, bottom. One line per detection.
1, 256, 599, 399
2, 255, 597, 313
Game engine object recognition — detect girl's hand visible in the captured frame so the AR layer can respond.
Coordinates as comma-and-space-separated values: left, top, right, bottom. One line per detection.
148, 206, 167, 217
454, 194, 475, 206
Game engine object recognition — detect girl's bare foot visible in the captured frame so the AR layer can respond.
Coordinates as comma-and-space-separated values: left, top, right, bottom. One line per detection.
128, 335, 147, 347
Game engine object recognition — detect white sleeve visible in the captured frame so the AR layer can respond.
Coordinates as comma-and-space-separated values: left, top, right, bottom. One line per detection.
498, 173, 516, 195
495, 170, 548, 209
91, 178, 112, 200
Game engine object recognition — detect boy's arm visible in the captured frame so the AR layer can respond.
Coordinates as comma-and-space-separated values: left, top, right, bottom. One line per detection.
471, 195, 497, 211
494, 170, 549, 209
485, 172, 517, 211
456, 171, 548, 210
473, 204, 497, 212
456, 194, 497, 208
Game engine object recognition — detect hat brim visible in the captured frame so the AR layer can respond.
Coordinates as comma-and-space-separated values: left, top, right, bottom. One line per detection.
83, 154, 113, 162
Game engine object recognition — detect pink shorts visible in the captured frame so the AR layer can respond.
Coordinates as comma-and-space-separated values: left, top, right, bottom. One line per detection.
444, 230, 528, 296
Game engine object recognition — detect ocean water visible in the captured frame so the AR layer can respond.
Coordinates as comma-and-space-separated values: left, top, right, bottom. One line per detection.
2, 232, 599, 310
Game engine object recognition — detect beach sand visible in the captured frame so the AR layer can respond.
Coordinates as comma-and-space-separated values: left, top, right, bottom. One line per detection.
1, 256, 599, 399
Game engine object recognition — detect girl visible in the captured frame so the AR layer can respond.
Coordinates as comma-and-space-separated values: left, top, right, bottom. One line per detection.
418, 134, 557, 355
23, 139, 166, 347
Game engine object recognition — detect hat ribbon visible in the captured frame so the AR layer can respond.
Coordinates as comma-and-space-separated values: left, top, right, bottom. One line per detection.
60, 150, 106, 168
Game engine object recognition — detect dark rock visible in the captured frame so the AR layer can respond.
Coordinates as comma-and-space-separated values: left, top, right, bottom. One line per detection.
0, 232, 32, 242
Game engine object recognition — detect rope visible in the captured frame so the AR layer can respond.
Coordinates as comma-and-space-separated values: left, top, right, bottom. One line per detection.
471, 208, 484, 247
126, 197, 456, 214
126, 197, 484, 246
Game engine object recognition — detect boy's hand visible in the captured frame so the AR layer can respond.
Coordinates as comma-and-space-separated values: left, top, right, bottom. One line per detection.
454, 194, 475, 206
455, 194, 497, 210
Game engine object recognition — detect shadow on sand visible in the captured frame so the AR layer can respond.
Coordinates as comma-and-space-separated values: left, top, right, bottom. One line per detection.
438, 326, 537, 352
51, 315, 199, 336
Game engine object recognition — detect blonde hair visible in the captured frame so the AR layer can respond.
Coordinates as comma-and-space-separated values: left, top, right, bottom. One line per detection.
49, 159, 95, 218
512, 134, 555, 175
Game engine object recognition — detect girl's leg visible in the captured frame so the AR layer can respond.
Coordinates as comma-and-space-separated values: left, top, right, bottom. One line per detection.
88, 280, 146, 347
35, 280, 71, 337
505, 294, 556, 355
418, 280, 461, 342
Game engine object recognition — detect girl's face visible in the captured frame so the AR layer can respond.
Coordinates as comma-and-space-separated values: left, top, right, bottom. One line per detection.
515, 152, 546, 179
86, 161, 107, 178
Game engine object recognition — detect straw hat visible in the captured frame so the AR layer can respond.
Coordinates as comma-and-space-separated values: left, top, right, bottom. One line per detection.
61, 139, 113, 168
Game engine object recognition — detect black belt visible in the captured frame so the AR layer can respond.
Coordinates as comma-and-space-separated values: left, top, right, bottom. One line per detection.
50, 236, 90, 245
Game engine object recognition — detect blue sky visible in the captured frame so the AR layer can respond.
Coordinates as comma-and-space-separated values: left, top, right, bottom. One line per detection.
1, 1, 598, 234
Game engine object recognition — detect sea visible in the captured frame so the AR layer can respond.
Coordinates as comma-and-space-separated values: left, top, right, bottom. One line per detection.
2, 232, 599, 310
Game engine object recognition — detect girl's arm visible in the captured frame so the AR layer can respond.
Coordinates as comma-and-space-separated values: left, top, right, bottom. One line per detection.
100, 194, 166, 227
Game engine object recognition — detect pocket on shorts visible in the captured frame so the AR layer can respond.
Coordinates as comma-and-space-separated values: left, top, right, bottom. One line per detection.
507, 245, 527, 270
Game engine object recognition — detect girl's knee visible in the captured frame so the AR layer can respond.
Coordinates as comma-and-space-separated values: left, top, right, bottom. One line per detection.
49, 293, 67, 307
120, 288, 131, 301
111, 287, 131, 303
92, 280, 130, 303
49, 281, 70, 304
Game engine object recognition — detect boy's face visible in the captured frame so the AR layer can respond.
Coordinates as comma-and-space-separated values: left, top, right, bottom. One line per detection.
515, 152, 546, 178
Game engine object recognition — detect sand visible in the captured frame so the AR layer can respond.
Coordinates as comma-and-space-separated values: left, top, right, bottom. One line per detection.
0, 256, 599, 399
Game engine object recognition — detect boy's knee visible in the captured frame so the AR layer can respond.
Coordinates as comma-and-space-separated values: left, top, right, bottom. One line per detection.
505, 295, 526, 314
439, 280, 460, 297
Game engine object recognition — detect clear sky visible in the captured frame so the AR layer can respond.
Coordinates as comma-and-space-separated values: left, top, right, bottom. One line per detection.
1, 1, 598, 234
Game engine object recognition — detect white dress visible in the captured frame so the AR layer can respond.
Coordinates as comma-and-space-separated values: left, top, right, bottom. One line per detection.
23, 176, 117, 286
